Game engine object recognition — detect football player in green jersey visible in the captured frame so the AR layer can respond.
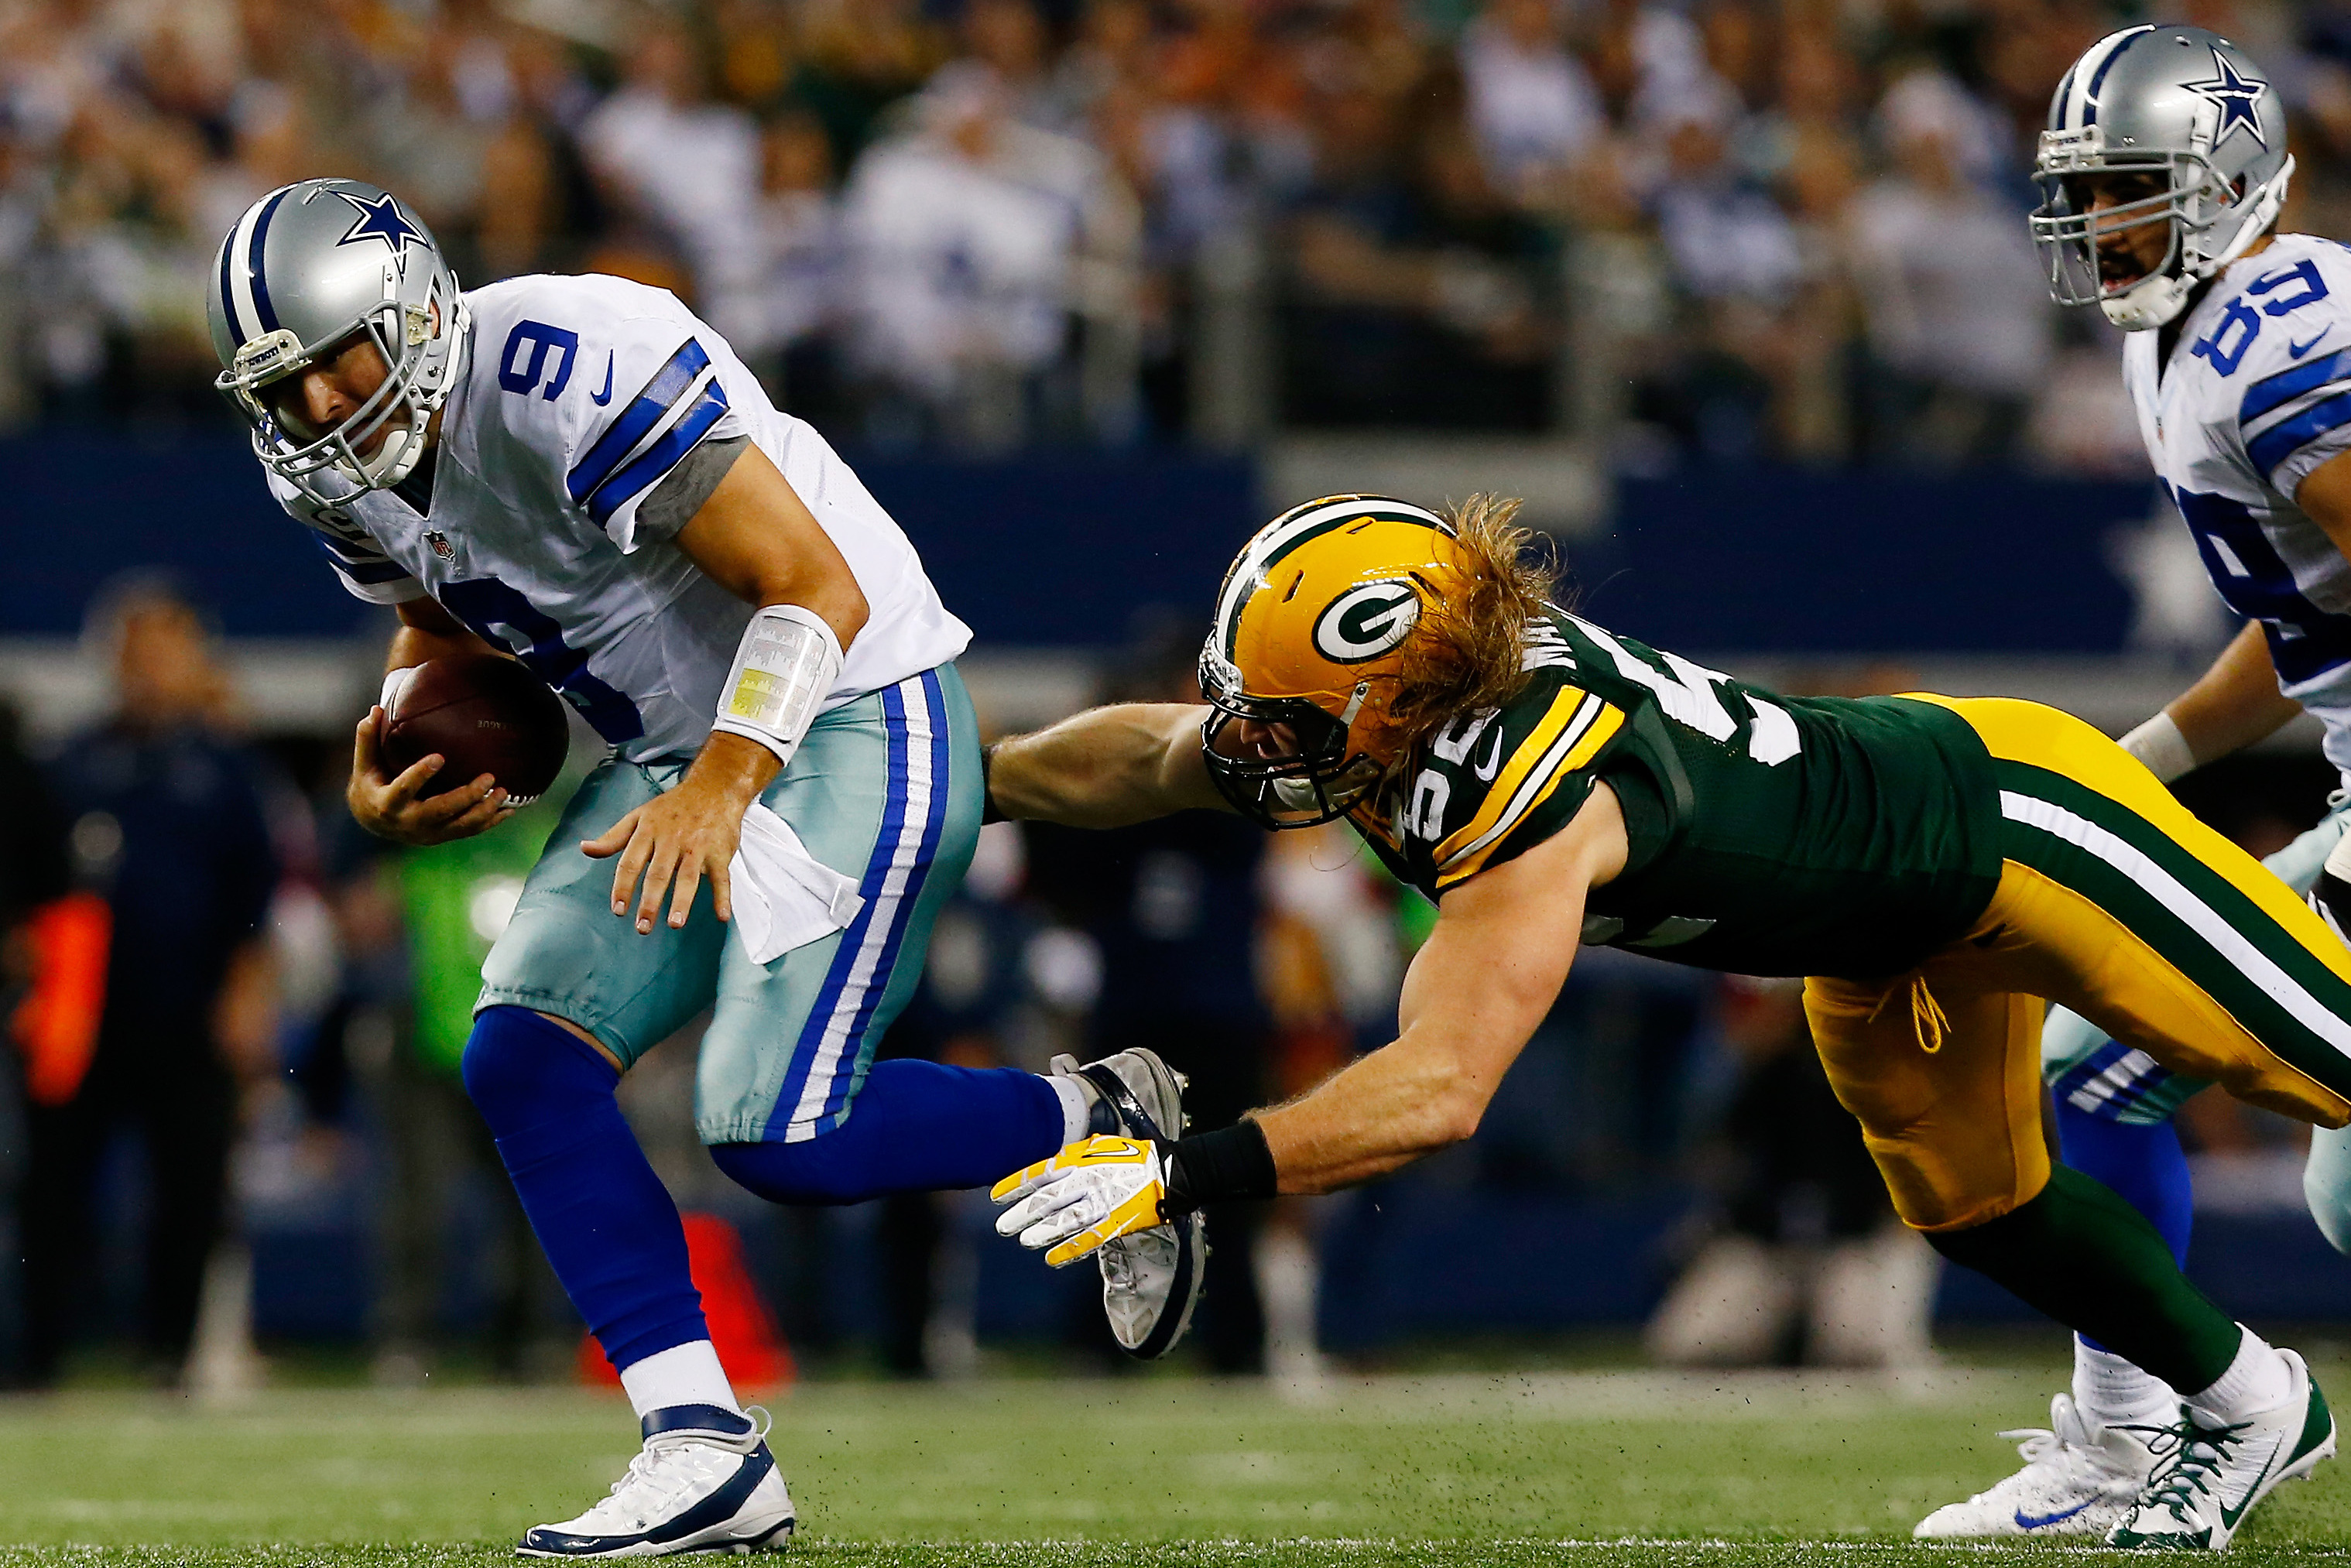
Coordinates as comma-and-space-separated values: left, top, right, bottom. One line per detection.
982, 494, 2351, 1550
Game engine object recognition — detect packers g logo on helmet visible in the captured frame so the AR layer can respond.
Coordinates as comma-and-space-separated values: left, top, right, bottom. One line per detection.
1313, 580, 1421, 663
1198, 495, 1465, 829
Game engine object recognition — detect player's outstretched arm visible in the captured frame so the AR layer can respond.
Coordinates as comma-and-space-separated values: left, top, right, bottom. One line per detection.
1249, 782, 1626, 1192
348, 598, 515, 845
995, 785, 1629, 1264
985, 704, 1231, 828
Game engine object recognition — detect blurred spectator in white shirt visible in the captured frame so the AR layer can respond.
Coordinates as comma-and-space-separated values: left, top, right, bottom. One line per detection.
746, 111, 848, 422
1845, 70, 2051, 464
1458, 0, 1603, 207
580, 19, 763, 342
1650, 93, 1801, 306
1625, 3, 1719, 129
755, 112, 845, 356
844, 64, 1137, 449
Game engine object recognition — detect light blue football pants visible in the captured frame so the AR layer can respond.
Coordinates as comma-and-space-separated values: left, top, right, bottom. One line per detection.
478, 664, 982, 1145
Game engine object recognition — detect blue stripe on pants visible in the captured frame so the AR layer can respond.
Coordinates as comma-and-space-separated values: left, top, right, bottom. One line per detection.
768, 675, 954, 1140
810, 669, 952, 1131
767, 680, 912, 1135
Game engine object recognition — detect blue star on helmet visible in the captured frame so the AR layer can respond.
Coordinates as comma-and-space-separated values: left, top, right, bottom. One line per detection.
331, 190, 428, 275
2185, 48, 2270, 151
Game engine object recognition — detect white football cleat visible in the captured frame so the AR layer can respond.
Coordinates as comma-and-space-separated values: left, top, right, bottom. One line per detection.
2109, 1349, 2336, 1550
1050, 1049, 1206, 1359
1913, 1394, 2154, 1539
519, 1405, 795, 1557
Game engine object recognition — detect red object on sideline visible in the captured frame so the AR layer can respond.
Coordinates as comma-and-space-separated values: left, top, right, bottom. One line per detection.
577, 1211, 796, 1393
11, 892, 112, 1107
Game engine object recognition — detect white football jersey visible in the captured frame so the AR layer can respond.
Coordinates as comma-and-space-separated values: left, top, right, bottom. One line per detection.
272, 273, 970, 762
2127, 233, 2351, 774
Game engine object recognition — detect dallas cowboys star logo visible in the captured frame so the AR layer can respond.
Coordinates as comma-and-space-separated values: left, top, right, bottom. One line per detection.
2185, 47, 2270, 151
331, 190, 428, 276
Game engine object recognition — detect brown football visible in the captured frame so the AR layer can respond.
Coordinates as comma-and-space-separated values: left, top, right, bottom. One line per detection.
381, 654, 571, 804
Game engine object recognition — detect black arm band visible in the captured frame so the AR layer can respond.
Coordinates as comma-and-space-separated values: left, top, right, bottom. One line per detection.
980, 741, 1006, 825
1161, 1118, 1278, 1215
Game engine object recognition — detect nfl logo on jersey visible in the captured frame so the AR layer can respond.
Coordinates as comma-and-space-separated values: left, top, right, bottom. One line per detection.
425, 530, 454, 561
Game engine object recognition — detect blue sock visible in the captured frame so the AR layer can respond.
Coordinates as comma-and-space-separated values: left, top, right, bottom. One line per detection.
2057, 1101, 2193, 1357
462, 1005, 708, 1370
2055, 1101, 2193, 1267
711, 1058, 1064, 1206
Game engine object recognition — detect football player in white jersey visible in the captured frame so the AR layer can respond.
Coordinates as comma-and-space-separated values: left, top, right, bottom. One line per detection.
206, 177, 1205, 1556
1914, 24, 2351, 1543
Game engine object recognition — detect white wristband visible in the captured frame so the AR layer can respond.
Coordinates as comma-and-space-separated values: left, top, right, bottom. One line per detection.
711, 604, 843, 768
2119, 710, 2198, 783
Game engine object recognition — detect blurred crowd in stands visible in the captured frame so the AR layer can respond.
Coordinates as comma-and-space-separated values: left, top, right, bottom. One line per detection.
9, 0, 2351, 464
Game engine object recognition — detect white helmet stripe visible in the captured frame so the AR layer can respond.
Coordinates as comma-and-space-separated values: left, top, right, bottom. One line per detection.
216, 220, 246, 345
1212, 496, 1447, 659
2070, 25, 2154, 129
219, 183, 295, 347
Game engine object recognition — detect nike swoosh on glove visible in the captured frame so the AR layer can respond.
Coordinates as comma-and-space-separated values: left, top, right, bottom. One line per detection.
991, 1135, 1170, 1267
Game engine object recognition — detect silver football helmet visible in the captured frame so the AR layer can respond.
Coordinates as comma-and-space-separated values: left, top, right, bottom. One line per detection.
207, 178, 468, 502
2031, 24, 2294, 330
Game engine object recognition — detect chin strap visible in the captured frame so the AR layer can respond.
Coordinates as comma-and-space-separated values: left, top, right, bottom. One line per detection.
2106, 157, 2298, 331
2206, 156, 2296, 276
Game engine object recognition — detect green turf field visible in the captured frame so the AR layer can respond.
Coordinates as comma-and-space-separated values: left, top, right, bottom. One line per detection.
5, 1361, 2351, 1565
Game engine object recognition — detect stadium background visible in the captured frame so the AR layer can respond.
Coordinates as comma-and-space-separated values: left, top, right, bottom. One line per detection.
2, 0, 2351, 1488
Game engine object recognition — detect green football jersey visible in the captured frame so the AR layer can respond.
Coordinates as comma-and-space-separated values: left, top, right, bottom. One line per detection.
1346, 612, 2005, 980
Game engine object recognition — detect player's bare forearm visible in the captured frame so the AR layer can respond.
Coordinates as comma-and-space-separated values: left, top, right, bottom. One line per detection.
987, 704, 1231, 827
676, 443, 870, 650
1254, 787, 1626, 1192
682, 728, 783, 810
387, 594, 500, 672
2166, 621, 2301, 764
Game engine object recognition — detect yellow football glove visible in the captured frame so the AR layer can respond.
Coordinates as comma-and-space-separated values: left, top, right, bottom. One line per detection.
990, 1135, 1171, 1267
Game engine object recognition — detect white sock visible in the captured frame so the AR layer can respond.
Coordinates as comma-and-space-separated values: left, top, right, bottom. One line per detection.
2073, 1337, 2177, 1430
2185, 1326, 2294, 1423
618, 1340, 742, 1422
1047, 1073, 1090, 1144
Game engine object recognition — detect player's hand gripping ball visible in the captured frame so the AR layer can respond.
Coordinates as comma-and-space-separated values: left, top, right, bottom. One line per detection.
992, 1135, 1171, 1267
352, 655, 571, 847
381, 655, 571, 804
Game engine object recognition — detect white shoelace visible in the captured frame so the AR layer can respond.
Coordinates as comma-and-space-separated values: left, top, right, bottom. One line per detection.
577, 1449, 722, 1529
1974, 1421, 2123, 1504
1998, 1426, 2071, 1469
573, 1409, 773, 1532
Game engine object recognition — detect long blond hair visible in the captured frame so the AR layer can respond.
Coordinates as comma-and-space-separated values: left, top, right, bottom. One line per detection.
1381, 494, 1560, 757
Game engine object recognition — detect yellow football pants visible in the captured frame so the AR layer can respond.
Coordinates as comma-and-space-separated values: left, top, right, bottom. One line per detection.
1807, 696, 2351, 1233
